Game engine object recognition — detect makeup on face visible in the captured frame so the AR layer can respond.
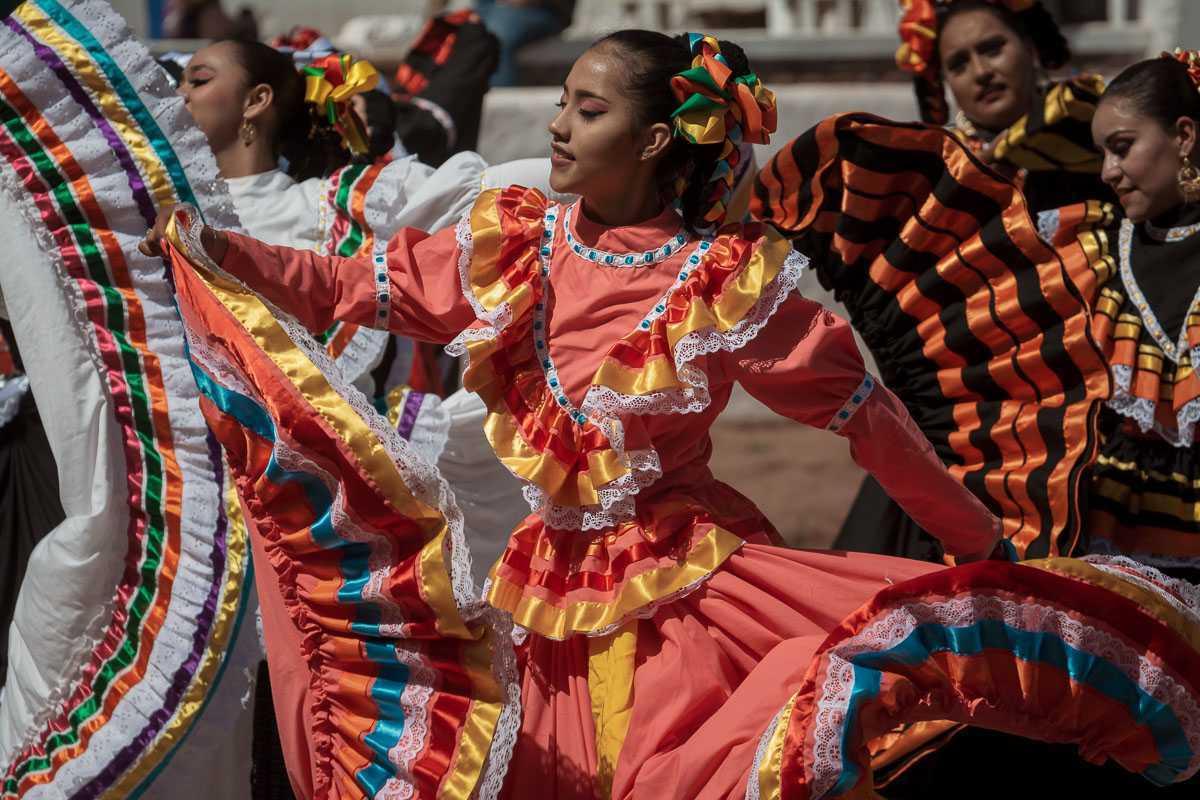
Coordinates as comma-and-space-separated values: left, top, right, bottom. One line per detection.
938, 8, 1035, 133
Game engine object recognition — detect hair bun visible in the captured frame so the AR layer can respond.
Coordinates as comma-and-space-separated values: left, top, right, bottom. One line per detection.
666, 33, 777, 231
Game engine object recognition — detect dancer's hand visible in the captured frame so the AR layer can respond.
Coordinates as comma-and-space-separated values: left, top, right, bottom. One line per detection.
949, 518, 1007, 564
137, 205, 228, 262
137, 205, 175, 257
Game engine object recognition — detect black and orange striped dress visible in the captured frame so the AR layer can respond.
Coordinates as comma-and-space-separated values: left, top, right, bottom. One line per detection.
823, 78, 1116, 563
752, 112, 1110, 562
752, 110, 1200, 799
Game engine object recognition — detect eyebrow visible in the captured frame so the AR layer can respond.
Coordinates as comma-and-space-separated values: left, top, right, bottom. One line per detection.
561, 86, 609, 102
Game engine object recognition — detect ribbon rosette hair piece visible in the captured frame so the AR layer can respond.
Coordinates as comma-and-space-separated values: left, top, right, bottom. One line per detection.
1166, 47, 1200, 90
895, 0, 1035, 124
304, 53, 380, 156
669, 33, 777, 230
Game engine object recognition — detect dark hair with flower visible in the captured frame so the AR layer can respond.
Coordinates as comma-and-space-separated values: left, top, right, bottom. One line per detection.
302, 53, 380, 157
895, 0, 1069, 124
1100, 50, 1200, 136
591, 30, 777, 235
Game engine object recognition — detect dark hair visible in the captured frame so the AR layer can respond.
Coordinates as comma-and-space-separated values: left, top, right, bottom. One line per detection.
589, 30, 752, 234
940, 1, 1070, 71
914, 1, 1070, 123
1102, 56, 1200, 133
220, 40, 347, 180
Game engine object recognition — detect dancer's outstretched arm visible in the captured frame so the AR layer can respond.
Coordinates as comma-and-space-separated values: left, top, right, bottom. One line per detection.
145, 207, 473, 344
723, 291, 1001, 561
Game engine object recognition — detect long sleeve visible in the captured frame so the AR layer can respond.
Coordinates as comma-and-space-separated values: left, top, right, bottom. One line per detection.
722, 295, 999, 557
218, 223, 474, 344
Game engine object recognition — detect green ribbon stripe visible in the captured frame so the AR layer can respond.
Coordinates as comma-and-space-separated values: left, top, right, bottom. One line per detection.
0, 96, 168, 789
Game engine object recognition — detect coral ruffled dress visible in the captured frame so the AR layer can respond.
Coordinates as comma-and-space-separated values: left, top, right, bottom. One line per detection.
166, 179, 1200, 798
211, 186, 1001, 797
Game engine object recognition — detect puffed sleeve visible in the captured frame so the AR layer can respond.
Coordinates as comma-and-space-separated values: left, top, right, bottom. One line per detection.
721, 294, 1000, 557
218, 221, 474, 345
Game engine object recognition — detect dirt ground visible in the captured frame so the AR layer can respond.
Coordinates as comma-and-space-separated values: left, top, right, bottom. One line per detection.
708, 418, 864, 549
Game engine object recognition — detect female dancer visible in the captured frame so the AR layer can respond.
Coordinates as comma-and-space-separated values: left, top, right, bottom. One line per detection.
1085, 52, 1200, 577
177, 37, 541, 797
148, 30, 1200, 799
753, 48, 1200, 800
837, 0, 1113, 560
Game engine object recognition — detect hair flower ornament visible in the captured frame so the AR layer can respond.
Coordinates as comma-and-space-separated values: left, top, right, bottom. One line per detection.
303, 53, 380, 155
669, 33, 777, 228
1166, 48, 1200, 92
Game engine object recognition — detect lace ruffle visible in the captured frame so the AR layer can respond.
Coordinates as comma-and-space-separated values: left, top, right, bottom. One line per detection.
1108, 363, 1200, 447
808, 592, 1200, 795
175, 207, 526, 793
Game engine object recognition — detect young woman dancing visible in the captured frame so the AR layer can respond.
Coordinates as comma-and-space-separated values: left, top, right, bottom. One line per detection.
147, 30, 1200, 800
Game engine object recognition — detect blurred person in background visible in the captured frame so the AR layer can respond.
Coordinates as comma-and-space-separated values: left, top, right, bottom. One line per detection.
475, 0, 574, 86
837, 0, 1114, 563
165, 0, 257, 41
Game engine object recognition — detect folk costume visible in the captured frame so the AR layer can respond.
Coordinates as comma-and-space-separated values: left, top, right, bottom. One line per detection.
160, 34, 1200, 800
835, 0, 1115, 562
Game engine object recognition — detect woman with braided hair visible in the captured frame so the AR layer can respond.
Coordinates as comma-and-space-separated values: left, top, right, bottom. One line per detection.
144, 29, 1200, 799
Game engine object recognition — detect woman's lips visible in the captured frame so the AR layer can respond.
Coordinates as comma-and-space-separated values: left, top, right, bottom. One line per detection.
975, 83, 1008, 105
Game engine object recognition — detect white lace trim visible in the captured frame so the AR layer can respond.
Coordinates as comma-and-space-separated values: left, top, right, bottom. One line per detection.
445, 213, 513, 357
0, 373, 29, 427
1119, 217, 1200, 366
473, 608, 522, 800
446, 209, 809, 531
1107, 364, 1200, 447
1081, 555, 1200, 624
1086, 538, 1200, 575
745, 706, 785, 800
807, 593, 1200, 795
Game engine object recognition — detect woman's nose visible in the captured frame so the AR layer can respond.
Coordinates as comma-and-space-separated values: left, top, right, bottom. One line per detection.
1099, 153, 1122, 186
548, 107, 568, 140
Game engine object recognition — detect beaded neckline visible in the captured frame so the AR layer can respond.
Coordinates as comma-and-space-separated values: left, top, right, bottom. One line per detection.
1118, 217, 1200, 364
533, 204, 713, 425
1144, 217, 1200, 243
561, 203, 687, 268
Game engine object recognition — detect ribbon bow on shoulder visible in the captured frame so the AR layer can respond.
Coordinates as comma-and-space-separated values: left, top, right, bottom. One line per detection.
304, 53, 380, 155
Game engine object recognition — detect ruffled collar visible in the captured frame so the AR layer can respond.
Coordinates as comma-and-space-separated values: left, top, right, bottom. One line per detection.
447, 186, 807, 530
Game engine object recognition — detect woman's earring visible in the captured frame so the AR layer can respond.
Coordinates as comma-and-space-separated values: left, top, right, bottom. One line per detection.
239, 119, 257, 146
1179, 157, 1200, 203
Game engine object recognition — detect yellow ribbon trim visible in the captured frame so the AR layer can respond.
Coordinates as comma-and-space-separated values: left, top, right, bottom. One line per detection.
1028, 558, 1200, 652
103, 485, 251, 798
754, 691, 799, 800
588, 620, 639, 799
16, 4, 176, 207
486, 524, 744, 640
439, 632, 507, 800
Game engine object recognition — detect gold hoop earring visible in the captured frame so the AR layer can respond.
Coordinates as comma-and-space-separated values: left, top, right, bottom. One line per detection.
239, 119, 257, 146
1179, 159, 1200, 203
